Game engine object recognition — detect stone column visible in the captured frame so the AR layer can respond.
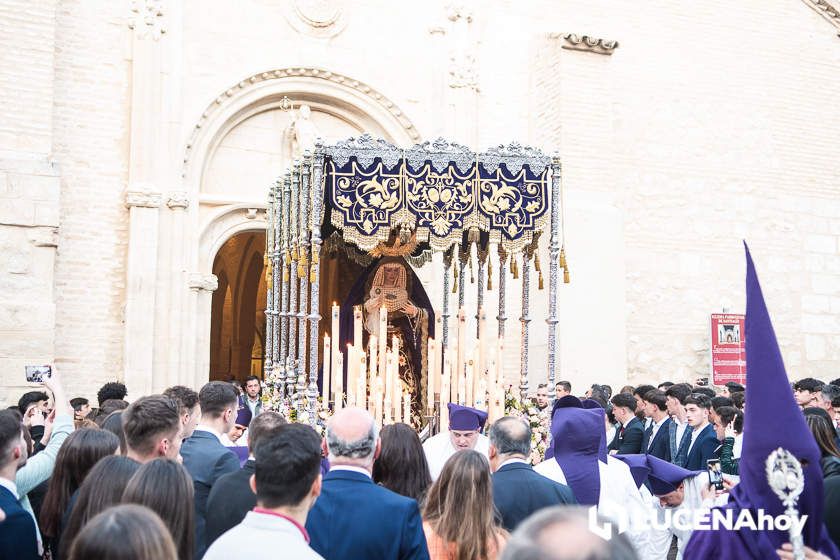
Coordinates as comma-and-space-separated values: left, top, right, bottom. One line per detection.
125, 0, 166, 392
188, 273, 218, 388
167, 192, 189, 388
124, 190, 162, 396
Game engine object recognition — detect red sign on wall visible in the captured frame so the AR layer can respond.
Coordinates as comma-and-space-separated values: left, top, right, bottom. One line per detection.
710, 314, 746, 386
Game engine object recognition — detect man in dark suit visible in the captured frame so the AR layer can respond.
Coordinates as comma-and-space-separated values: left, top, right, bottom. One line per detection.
683, 393, 720, 471
181, 381, 241, 559
640, 389, 673, 462
205, 411, 287, 546
665, 383, 693, 467
608, 393, 644, 454
0, 410, 40, 560
306, 407, 429, 560
489, 416, 576, 531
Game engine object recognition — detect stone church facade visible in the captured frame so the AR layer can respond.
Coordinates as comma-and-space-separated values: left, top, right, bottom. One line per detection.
2, 0, 839, 404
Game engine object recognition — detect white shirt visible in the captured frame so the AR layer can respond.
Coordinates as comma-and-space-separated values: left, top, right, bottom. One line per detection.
534, 456, 651, 557
245, 397, 260, 417
647, 416, 669, 451
686, 422, 708, 457
422, 431, 490, 480
498, 458, 529, 470
673, 417, 688, 445
194, 425, 225, 444
329, 465, 372, 478
204, 510, 323, 560
733, 433, 743, 459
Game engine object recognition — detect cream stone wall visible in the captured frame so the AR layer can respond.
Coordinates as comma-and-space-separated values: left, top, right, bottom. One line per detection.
1, 0, 839, 405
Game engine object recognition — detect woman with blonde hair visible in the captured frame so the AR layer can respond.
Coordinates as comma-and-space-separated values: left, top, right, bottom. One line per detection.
422, 450, 507, 560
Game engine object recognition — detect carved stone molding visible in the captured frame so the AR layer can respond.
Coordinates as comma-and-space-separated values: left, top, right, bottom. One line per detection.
188, 273, 218, 292
802, 0, 840, 35
284, 0, 348, 38
166, 191, 189, 210
182, 67, 421, 175
126, 189, 163, 208
553, 33, 619, 55
128, 0, 166, 40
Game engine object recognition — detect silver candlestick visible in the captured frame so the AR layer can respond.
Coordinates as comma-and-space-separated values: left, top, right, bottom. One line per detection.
766, 447, 806, 560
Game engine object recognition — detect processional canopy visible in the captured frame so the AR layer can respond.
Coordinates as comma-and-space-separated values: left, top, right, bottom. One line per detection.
324, 135, 553, 256
264, 133, 568, 430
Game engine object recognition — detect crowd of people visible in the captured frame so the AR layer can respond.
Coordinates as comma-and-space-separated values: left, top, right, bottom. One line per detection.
2, 367, 838, 560
1, 254, 840, 560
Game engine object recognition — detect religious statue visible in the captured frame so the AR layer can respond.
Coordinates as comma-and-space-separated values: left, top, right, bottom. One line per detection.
282, 103, 319, 161
340, 256, 434, 425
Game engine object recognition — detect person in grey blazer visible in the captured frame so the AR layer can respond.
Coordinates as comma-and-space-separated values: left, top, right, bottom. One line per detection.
180, 381, 240, 559
204, 423, 325, 560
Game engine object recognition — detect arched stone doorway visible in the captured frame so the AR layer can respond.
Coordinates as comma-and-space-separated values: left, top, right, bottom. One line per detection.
183, 68, 420, 388
209, 231, 267, 381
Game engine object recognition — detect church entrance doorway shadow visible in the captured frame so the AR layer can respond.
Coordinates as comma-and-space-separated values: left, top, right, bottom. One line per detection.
210, 231, 267, 382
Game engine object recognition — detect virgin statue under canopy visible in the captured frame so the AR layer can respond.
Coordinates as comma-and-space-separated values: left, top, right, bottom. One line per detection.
340, 256, 434, 425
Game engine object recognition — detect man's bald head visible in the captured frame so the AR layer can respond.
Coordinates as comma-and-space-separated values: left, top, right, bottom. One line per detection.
325, 407, 379, 468
489, 416, 532, 458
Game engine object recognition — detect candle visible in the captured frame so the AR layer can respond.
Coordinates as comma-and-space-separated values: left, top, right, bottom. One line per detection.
378, 306, 387, 377
456, 307, 466, 396
495, 338, 503, 393
403, 391, 411, 425
476, 378, 487, 408
440, 354, 450, 431
373, 377, 383, 425
487, 346, 497, 417
323, 335, 331, 403
335, 352, 344, 410
465, 359, 474, 407
357, 353, 367, 410
434, 310, 444, 406
478, 307, 487, 387
449, 341, 458, 405
353, 305, 363, 347
384, 354, 394, 424
384, 352, 394, 418
427, 338, 436, 414
369, 334, 378, 388
330, 303, 340, 405
393, 377, 401, 425
471, 347, 481, 410
346, 344, 357, 407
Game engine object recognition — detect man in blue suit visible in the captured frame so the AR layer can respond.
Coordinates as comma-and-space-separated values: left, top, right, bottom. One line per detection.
608, 393, 644, 454
683, 393, 720, 471
489, 416, 576, 531
0, 410, 40, 560
181, 381, 241, 559
306, 407, 429, 560
640, 389, 673, 462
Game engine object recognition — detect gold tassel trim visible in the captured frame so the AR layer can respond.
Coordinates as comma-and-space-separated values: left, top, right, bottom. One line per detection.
487, 257, 493, 291
452, 261, 458, 294
538, 270, 544, 290
559, 247, 567, 269
283, 265, 290, 282
563, 268, 570, 284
